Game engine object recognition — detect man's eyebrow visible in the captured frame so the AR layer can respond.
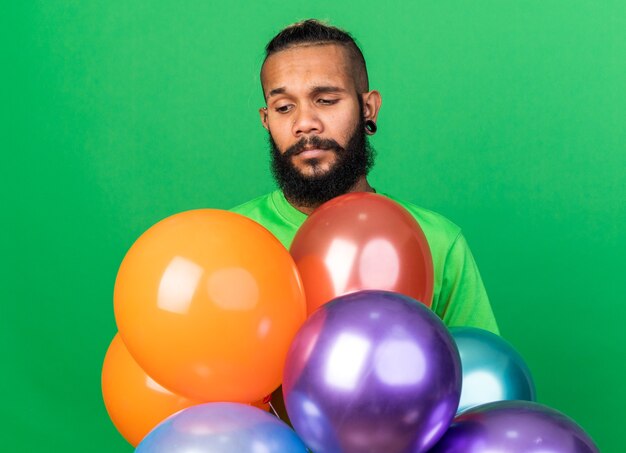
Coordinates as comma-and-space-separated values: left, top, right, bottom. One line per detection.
265, 85, 347, 100
266, 87, 286, 100
310, 85, 347, 95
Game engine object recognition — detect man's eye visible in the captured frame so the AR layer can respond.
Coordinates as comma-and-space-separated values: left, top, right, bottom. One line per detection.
275, 105, 292, 113
318, 98, 338, 105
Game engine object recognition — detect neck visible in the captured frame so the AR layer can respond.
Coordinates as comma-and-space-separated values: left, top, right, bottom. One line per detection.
286, 176, 375, 215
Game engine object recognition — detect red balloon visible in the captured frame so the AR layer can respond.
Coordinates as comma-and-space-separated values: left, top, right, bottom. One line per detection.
290, 193, 434, 315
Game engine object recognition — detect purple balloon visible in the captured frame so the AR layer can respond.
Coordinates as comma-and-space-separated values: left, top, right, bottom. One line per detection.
429, 400, 599, 453
283, 290, 461, 453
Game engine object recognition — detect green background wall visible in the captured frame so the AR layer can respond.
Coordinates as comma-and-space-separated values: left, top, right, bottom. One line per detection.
4, 1, 624, 451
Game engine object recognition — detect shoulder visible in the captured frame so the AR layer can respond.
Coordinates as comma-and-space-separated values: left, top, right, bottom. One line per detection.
229, 191, 298, 249
230, 192, 275, 216
383, 194, 462, 251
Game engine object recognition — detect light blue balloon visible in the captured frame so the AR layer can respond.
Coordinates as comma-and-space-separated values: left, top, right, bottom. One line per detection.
135, 402, 309, 453
450, 327, 536, 414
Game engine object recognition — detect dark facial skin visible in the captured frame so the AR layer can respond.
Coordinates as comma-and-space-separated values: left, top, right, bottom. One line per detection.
260, 44, 382, 214
268, 107, 375, 208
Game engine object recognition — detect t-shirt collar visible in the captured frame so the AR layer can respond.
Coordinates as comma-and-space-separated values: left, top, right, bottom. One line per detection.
270, 190, 308, 226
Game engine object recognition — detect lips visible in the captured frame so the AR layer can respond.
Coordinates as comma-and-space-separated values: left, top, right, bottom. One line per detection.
296, 148, 329, 159
295, 146, 328, 154
284, 136, 341, 158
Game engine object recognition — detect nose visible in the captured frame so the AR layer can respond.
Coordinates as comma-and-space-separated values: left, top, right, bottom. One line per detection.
292, 104, 323, 137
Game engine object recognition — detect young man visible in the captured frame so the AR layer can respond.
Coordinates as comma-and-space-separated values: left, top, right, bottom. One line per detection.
232, 19, 498, 334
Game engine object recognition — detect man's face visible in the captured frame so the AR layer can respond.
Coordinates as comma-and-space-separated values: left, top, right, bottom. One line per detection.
260, 44, 374, 207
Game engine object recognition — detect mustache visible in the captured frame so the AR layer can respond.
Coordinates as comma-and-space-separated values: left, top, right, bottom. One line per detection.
283, 136, 345, 158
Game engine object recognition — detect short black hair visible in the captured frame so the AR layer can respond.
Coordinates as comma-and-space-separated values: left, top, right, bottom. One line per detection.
263, 19, 369, 92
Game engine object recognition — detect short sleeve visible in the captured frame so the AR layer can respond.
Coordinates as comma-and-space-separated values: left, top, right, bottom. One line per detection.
435, 232, 500, 334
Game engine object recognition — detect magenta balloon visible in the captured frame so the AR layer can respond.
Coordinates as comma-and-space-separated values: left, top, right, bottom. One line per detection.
283, 290, 461, 453
430, 400, 599, 453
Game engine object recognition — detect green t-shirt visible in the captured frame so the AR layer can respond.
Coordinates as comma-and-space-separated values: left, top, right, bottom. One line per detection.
231, 190, 499, 334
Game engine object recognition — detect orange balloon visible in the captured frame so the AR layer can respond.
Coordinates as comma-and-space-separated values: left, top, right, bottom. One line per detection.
290, 193, 434, 315
114, 210, 306, 402
102, 334, 271, 446
101, 334, 200, 446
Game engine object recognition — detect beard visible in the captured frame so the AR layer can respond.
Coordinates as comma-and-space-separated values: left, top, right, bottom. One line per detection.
269, 116, 376, 208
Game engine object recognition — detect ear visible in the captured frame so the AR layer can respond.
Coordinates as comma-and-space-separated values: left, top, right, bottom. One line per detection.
361, 90, 382, 122
259, 107, 269, 130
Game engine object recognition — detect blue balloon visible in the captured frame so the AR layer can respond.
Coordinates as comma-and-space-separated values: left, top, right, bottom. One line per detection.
450, 327, 536, 414
135, 402, 308, 453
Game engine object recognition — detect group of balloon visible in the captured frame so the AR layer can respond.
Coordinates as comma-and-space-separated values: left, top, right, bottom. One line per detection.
102, 193, 599, 452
